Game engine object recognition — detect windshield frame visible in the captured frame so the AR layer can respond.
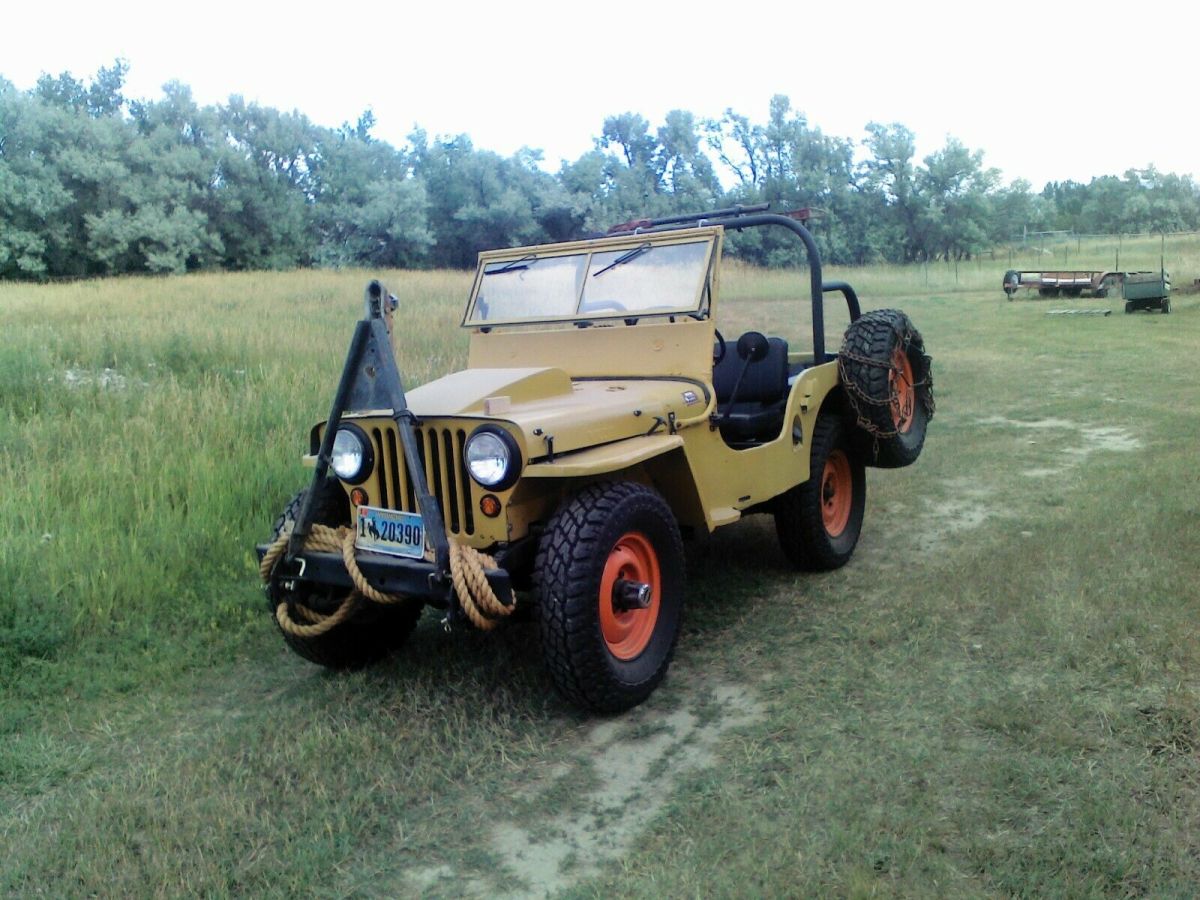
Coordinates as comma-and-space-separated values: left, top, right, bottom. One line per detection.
462, 227, 721, 329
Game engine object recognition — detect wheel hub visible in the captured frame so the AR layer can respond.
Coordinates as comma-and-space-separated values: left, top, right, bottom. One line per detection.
612, 578, 653, 610
599, 531, 661, 660
820, 450, 853, 538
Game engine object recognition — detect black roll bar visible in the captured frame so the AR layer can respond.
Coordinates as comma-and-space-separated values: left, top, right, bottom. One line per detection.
638, 211, 861, 363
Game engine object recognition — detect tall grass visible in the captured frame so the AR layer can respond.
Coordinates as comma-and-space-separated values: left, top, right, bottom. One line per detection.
0, 270, 470, 705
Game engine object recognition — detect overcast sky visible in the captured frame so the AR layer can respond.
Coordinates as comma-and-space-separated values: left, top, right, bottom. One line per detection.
4, 0, 1195, 189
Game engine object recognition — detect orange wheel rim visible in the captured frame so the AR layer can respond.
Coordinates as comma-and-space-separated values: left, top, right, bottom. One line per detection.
598, 531, 661, 660
821, 451, 853, 538
890, 348, 915, 434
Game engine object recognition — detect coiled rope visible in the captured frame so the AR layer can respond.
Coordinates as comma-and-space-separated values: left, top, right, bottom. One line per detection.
259, 523, 515, 637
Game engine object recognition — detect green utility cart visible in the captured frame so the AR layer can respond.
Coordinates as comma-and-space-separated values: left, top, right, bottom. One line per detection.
1123, 271, 1171, 314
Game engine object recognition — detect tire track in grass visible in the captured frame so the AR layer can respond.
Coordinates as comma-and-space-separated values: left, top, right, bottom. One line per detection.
891, 418, 1144, 555
407, 677, 766, 898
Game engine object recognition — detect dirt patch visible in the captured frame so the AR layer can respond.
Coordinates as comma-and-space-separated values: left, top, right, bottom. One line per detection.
973, 416, 1140, 479
975, 415, 1078, 431
1074, 426, 1141, 455
474, 680, 766, 897
912, 477, 1004, 554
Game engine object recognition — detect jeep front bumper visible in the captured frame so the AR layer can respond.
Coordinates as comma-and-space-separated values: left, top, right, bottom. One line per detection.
254, 543, 512, 608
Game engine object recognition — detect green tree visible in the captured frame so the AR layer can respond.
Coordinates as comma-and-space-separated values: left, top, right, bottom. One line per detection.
916, 137, 999, 259
310, 119, 432, 268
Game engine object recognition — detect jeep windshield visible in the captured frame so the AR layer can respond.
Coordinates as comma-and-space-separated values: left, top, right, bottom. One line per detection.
465, 233, 716, 326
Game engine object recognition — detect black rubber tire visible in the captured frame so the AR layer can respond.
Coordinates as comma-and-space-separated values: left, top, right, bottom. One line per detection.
774, 413, 866, 571
535, 481, 684, 713
266, 480, 421, 669
1125, 301, 1133, 314
1162, 298, 1171, 314
839, 309, 933, 469
1003, 270, 1019, 299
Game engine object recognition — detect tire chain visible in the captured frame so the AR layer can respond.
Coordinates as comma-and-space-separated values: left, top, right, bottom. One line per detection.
838, 313, 935, 441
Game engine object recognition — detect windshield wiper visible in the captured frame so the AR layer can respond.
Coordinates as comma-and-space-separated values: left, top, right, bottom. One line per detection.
485, 254, 538, 275
592, 243, 651, 277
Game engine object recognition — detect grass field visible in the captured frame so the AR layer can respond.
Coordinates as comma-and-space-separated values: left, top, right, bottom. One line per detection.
1, 235, 1198, 897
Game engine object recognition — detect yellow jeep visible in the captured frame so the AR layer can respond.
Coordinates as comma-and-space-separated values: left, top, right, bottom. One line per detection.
257, 206, 933, 712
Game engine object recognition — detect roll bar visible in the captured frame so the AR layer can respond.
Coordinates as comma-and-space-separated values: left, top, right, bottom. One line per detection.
628, 208, 861, 363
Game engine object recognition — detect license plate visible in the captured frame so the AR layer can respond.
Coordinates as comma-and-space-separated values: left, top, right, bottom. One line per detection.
355, 506, 425, 559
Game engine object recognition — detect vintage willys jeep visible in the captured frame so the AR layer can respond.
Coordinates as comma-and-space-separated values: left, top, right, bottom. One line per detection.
257, 205, 933, 712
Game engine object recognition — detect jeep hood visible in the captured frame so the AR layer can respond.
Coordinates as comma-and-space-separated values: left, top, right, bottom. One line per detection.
405, 367, 709, 458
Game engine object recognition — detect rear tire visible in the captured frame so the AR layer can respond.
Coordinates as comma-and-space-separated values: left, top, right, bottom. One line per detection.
535, 482, 684, 713
775, 413, 866, 571
266, 480, 421, 669
839, 309, 933, 468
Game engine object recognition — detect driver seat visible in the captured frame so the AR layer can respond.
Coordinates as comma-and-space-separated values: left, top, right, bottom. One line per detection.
712, 335, 790, 443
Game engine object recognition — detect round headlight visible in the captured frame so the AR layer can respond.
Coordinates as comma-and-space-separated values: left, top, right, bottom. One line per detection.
330, 425, 372, 484
465, 426, 521, 490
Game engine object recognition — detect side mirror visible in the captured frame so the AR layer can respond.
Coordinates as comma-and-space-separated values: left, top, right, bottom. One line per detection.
736, 331, 770, 362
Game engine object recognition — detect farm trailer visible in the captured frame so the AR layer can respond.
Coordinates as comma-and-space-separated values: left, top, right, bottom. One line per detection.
1002, 269, 1120, 299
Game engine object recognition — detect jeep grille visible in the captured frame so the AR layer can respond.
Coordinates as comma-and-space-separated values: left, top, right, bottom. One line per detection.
367, 424, 475, 536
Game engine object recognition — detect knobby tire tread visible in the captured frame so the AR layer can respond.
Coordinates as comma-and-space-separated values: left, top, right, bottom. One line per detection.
840, 308, 932, 469
536, 482, 684, 713
775, 413, 865, 572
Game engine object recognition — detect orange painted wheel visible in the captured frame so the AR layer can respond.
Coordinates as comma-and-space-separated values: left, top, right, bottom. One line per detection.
889, 347, 915, 434
775, 412, 865, 571
598, 531, 661, 660
820, 450, 854, 538
537, 481, 685, 713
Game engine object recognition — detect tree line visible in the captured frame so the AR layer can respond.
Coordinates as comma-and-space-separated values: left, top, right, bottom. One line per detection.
3, 63, 1200, 280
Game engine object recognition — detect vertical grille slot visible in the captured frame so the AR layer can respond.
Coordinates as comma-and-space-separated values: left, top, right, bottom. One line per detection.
385, 428, 404, 511
456, 429, 475, 535
440, 429, 460, 534
425, 428, 443, 525
371, 428, 389, 508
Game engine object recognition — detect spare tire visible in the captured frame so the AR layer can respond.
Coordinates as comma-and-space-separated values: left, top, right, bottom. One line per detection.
1003, 269, 1020, 298
838, 309, 934, 468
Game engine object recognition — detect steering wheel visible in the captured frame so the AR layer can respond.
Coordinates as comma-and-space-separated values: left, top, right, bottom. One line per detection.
713, 329, 727, 365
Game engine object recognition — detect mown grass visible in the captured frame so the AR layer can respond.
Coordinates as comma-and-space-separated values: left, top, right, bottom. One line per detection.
1, 249, 1198, 897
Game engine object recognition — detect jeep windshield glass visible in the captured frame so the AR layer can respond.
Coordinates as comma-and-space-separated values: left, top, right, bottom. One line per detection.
467, 236, 712, 326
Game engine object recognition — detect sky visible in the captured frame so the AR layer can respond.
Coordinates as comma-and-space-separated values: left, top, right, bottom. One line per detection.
4, 0, 1196, 190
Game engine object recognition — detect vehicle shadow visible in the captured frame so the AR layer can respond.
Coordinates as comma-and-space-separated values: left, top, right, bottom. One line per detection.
305, 513, 793, 718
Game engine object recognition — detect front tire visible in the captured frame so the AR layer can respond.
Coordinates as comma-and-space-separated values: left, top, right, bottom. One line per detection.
266, 480, 421, 669
775, 413, 866, 571
535, 482, 685, 713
